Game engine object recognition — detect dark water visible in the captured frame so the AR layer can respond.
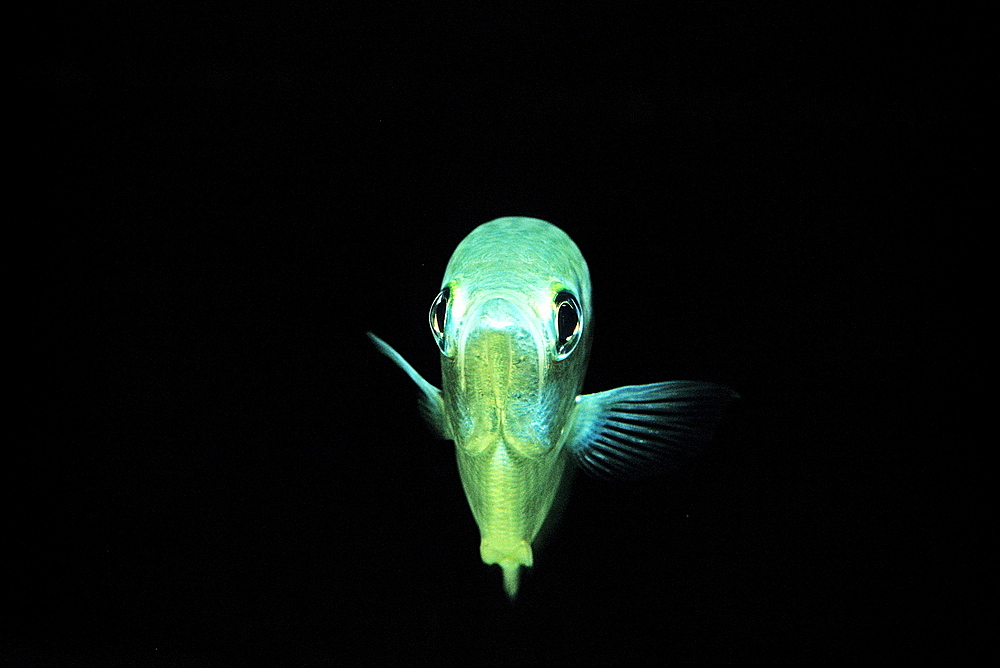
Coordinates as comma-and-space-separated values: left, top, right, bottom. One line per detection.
12, 4, 973, 665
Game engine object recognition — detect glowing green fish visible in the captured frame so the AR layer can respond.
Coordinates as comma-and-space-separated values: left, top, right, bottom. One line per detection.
369, 217, 736, 597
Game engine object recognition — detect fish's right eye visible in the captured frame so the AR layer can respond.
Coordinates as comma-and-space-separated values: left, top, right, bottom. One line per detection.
428, 285, 451, 355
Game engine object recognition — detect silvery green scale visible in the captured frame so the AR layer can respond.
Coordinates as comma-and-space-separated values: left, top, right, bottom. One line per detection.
368, 217, 736, 598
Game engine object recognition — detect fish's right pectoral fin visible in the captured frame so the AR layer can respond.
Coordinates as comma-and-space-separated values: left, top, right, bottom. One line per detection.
367, 332, 448, 438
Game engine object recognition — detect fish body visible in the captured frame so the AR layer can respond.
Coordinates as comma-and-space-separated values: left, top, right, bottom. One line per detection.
369, 217, 735, 597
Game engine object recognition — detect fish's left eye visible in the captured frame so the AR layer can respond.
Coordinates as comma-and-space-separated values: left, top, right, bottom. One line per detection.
553, 290, 582, 360
428, 285, 452, 356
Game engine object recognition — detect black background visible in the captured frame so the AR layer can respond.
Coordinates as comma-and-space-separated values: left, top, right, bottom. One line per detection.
12, 3, 975, 665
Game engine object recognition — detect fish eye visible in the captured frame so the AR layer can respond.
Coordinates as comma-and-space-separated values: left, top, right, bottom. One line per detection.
553, 290, 582, 360
428, 285, 451, 355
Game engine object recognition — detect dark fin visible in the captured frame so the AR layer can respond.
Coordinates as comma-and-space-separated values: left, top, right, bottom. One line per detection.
367, 332, 449, 438
565, 381, 737, 480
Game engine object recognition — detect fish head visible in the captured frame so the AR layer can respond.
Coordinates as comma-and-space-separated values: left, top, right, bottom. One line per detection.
432, 278, 591, 457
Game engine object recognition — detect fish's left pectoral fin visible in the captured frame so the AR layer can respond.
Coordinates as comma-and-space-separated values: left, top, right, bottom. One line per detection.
367, 332, 448, 438
565, 381, 738, 480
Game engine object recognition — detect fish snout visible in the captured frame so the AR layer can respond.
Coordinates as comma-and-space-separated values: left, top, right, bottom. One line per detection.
476, 297, 532, 332
462, 297, 545, 375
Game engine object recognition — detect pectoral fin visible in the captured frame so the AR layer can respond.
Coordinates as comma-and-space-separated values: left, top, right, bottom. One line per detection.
367, 332, 448, 438
565, 381, 737, 479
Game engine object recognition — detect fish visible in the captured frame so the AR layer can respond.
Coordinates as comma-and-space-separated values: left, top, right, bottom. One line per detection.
368, 217, 736, 598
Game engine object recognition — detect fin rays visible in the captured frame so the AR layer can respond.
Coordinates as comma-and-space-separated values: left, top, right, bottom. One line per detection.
566, 381, 738, 480
367, 332, 448, 437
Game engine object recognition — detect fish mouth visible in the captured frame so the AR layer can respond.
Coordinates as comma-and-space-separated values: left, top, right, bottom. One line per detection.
457, 295, 548, 392
461, 297, 546, 373
449, 295, 551, 455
